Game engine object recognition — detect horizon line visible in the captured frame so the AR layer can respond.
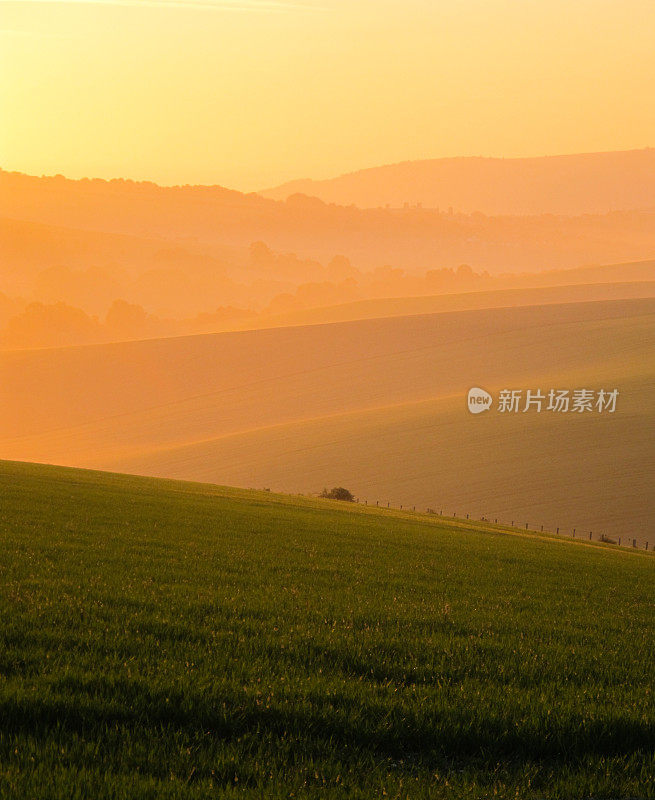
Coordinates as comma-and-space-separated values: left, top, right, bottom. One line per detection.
2, 145, 654, 195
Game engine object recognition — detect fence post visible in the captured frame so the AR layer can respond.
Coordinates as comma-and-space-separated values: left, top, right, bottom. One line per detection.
525, 523, 528, 530
556, 527, 559, 534
633, 539, 636, 548
541, 525, 543, 531
589, 531, 592, 540
618, 536, 621, 546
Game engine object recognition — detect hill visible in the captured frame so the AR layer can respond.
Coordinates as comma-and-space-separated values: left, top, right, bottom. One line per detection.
1, 459, 653, 799
260, 278, 655, 329
261, 149, 655, 214
2, 298, 653, 544
3, 169, 655, 273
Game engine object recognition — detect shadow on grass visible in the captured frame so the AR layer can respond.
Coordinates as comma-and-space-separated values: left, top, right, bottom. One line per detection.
1, 674, 653, 775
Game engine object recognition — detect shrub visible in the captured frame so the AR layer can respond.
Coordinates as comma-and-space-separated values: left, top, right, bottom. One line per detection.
320, 487, 355, 502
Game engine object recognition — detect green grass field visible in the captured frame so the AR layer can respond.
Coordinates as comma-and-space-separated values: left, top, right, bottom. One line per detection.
1, 460, 654, 799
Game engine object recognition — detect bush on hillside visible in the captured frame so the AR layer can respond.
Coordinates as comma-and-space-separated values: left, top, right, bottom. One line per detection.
320, 487, 355, 502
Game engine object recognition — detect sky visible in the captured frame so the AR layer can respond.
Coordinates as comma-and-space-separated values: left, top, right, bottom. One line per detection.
1, 0, 654, 190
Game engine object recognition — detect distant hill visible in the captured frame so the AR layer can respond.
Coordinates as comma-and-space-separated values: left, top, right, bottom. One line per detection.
3, 168, 655, 273
261, 149, 655, 215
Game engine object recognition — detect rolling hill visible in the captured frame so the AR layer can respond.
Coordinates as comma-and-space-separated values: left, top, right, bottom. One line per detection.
2, 297, 653, 544
4, 168, 655, 273
258, 278, 655, 329
1, 459, 653, 798
261, 149, 655, 214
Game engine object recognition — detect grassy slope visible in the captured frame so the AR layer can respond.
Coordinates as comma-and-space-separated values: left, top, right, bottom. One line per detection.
3, 298, 653, 542
119, 369, 653, 546
1, 460, 654, 799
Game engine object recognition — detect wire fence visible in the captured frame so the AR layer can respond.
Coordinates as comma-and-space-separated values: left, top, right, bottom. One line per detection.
353, 498, 651, 552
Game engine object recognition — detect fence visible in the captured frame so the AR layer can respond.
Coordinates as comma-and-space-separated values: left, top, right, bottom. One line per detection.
355, 497, 651, 552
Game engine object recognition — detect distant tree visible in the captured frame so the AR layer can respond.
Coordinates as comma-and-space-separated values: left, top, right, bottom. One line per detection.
0, 301, 102, 349
320, 487, 355, 502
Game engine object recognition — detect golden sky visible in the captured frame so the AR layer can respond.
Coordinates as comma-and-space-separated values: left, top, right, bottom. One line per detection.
2, 0, 654, 190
